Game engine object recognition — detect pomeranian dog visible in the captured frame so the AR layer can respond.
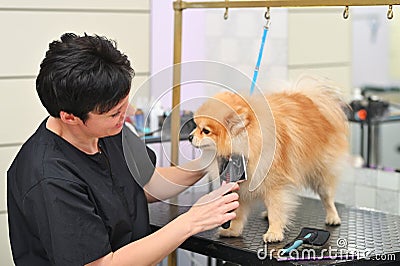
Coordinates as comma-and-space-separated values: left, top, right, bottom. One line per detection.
189, 77, 349, 243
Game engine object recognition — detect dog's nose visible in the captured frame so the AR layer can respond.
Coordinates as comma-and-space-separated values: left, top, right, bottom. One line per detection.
188, 134, 193, 142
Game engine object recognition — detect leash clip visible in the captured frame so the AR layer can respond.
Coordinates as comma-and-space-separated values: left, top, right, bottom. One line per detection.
264, 7, 271, 28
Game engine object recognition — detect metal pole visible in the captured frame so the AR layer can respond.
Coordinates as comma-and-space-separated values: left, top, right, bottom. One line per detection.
171, 1, 183, 167
175, 0, 400, 9
168, 2, 183, 266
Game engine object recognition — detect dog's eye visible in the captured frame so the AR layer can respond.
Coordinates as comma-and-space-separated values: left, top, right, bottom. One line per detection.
202, 128, 210, 135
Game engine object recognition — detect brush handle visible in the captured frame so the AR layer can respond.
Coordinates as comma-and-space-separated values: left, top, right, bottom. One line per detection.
282, 239, 304, 255
282, 232, 314, 255
221, 191, 232, 229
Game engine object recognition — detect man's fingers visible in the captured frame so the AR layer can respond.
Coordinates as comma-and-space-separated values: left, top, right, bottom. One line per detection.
195, 183, 239, 205
225, 199, 239, 212
213, 182, 239, 196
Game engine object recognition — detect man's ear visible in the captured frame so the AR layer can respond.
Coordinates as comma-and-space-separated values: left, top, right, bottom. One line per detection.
223, 106, 250, 136
59, 111, 82, 125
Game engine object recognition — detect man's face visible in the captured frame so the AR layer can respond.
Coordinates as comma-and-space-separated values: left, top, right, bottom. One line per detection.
84, 95, 130, 138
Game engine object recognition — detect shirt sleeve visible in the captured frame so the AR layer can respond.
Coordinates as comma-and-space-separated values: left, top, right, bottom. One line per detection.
23, 177, 112, 266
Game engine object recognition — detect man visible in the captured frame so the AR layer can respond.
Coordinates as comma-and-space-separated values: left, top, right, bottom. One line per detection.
8, 33, 239, 266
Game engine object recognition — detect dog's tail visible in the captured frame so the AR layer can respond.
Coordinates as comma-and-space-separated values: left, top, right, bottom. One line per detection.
292, 75, 349, 132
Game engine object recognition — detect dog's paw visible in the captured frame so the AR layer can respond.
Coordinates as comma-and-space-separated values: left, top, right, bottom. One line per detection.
218, 227, 242, 238
263, 230, 284, 243
325, 214, 341, 226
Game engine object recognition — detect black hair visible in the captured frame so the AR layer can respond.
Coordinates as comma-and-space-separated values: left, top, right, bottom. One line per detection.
36, 33, 134, 122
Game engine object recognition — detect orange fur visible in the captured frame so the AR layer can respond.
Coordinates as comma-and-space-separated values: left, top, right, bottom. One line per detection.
189, 79, 349, 242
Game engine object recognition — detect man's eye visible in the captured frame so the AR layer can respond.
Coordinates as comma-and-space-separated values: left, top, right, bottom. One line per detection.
111, 112, 120, 118
202, 128, 210, 135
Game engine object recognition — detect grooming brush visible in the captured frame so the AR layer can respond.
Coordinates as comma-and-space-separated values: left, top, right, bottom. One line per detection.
218, 154, 248, 229
281, 227, 330, 256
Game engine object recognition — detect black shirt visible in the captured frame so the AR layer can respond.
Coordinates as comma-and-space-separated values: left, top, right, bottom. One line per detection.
7, 119, 156, 266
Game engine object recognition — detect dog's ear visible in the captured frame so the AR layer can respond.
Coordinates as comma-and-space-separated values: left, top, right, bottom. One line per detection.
224, 107, 250, 136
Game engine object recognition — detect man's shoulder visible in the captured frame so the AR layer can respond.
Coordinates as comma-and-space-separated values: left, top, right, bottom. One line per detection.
7, 120, 65, 199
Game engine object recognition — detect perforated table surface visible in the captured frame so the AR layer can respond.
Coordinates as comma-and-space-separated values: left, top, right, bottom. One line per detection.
149, 194, 400, 265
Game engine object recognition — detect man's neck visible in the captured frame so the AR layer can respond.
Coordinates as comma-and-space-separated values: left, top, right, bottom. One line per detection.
46, 117, 100, 154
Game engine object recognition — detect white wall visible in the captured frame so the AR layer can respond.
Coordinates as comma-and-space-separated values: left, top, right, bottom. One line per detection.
151, 4, 352, 110
0, 1, 150, 265
352, 6, 400, 88
300, 166, 400, 215
202, 7, 290, 93
287, 8, 352, 92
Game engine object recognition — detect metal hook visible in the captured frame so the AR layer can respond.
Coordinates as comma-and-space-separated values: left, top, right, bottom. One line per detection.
343, 6, 349, 19
224, 0, 229, 20
265, 7, 270, 20
387, 5, 394, 20
264, 7, 271, 28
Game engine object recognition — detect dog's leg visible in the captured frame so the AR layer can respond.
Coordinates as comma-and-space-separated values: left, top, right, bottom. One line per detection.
263, 187, 298, 242
218, 199, 250, 237
317, 185, 341, 226
309, 166, 342, 226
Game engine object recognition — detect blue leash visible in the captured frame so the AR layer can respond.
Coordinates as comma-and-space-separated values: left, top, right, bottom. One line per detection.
250, 16, 271, 95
